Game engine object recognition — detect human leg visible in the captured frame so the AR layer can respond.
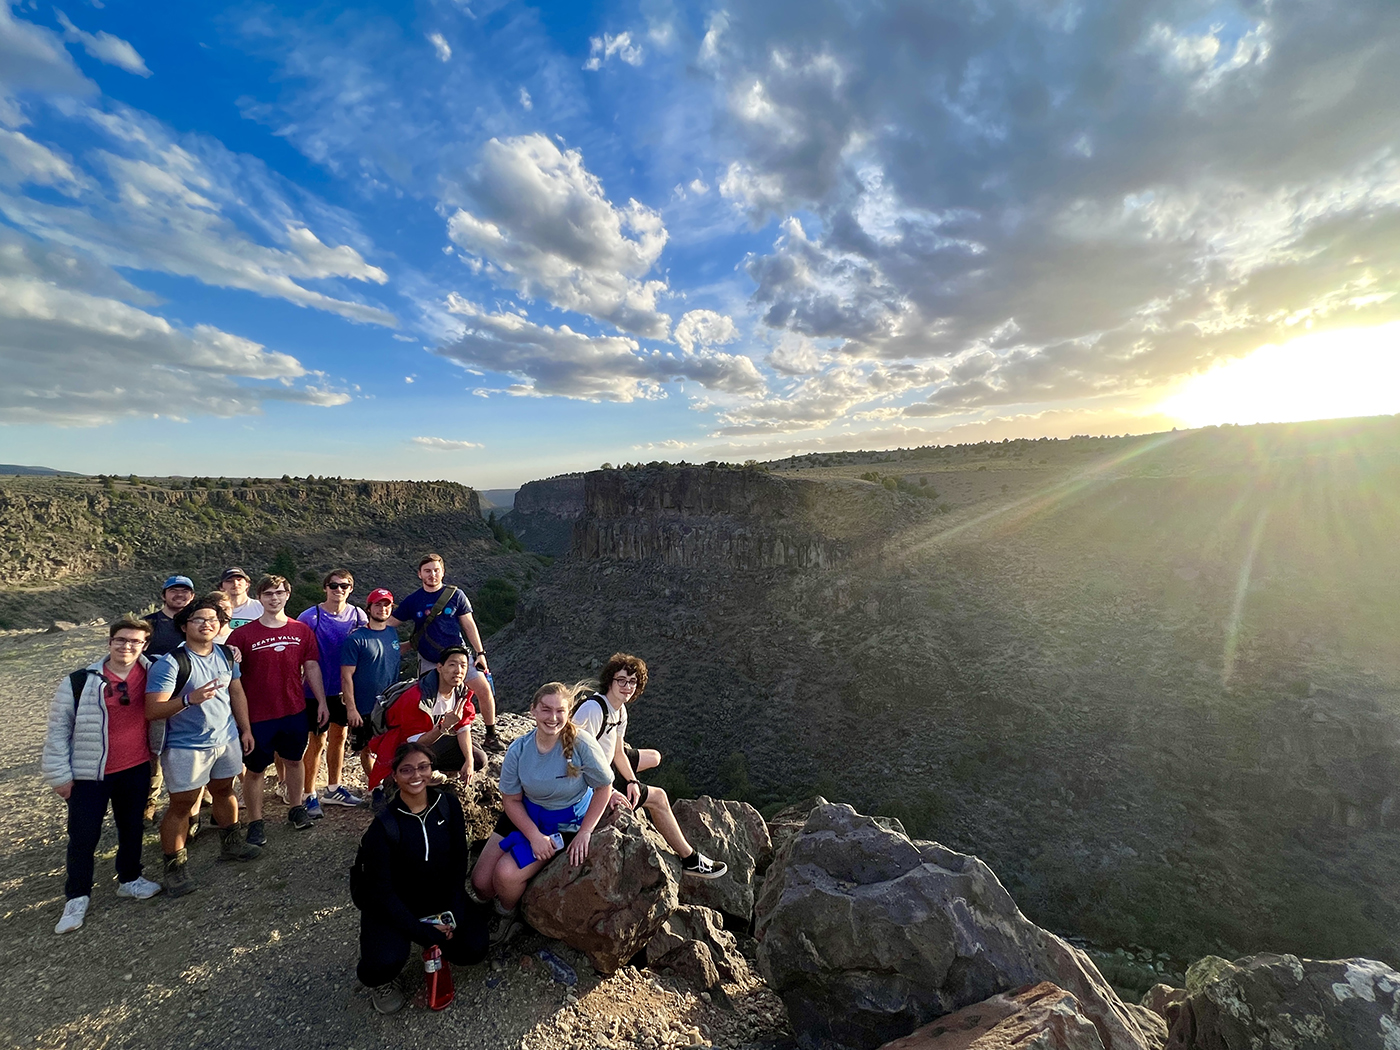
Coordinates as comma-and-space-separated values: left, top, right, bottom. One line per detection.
325, 722, 348, 788
302, 730, 325, 798
492, 851, 545, 910
639, 786, 697, 858
633, 747, 661, 773
470, 833, 506, 901
109, 763, 152, 886
467, 671, 504, 752
357, 912, 412, 990
144, 757, 164, 823
65, 779, 111, 900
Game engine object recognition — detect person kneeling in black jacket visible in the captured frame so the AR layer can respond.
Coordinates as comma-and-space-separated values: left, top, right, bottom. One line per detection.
353, 741, 488, 1013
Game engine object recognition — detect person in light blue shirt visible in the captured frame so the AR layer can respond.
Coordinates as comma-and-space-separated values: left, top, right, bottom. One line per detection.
145, 597, 257, 896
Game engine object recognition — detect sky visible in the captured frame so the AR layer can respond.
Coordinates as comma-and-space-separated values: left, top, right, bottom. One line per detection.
1, 0, 1398, 487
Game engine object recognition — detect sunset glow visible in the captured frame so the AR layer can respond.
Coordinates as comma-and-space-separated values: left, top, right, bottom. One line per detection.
1159, 323, 1400, 429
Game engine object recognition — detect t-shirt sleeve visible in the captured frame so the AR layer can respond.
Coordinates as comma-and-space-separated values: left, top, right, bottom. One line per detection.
146, 654, 178, 696
452, 590, 473, 616
296, 608, 315, 627
499, 740, 523, 795
300, 622, 320, 662
391, 593, 415, 623
226, 651, 241, 680
572, 697, 603, 738
573, 732, 613, 789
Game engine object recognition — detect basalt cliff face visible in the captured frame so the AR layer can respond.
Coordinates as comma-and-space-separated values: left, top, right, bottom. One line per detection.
503, 473, 586, 556
0, 476, 527, 628
490, 425, 1400, 975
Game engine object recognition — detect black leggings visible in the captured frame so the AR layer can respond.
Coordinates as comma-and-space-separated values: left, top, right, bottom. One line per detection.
356, 903, 488, 987
66, 762, 151, 899
429, 735, 486, 775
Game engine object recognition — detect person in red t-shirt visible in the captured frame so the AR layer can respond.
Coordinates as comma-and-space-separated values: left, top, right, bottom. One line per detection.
41, 616, 164, 934
228, 575, 326, 843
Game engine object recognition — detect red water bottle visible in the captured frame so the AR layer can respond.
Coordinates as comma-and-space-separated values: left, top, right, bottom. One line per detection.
422, 946, 455, 1010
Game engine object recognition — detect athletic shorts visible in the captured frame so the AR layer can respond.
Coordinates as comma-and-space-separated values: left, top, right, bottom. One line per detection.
614, 743, 650, 805
306, 694, 348, 731
244, 711, 310, 772
161, 742, 243, 794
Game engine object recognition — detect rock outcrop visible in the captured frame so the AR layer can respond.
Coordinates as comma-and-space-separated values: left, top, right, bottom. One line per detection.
522, 807, 682, 975
876, 982, 1122, 1050
755, 804, 1164, 1050
1164, 953, 1400, 1050
504, 473, 585, 555
646, 905, 751, 993
673, 796, 772, 923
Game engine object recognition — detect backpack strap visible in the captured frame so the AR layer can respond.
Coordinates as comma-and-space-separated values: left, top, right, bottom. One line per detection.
69, 668, 95, 709
408, 586, 458, 656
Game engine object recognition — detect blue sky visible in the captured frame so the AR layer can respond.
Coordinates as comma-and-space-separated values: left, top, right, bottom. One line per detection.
2, 0, 1398, 486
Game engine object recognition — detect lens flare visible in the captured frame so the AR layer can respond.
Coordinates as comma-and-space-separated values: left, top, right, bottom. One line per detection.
1160, 322, 1400, 428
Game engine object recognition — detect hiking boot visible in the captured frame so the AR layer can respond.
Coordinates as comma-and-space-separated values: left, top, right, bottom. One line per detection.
163, 852, 196, 898
488, 906, 522, 946
288, 805, 314, 830
369, 982, 405, 1015
55, 896, 89, 934
681, 852, 728, 880
245, 819, 267, 848
304, 794, 325, 819
217, 823, 262, 862
321, 784, 363, 807
482, 725, 506, 754
116, 876, 163, 900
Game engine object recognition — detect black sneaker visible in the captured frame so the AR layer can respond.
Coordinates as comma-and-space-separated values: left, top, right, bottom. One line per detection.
288, 805, 314, 830
482, 726, 506, 754
681, 852, 728, 880
369, 982, 405, 1015
246, 819, 267, 848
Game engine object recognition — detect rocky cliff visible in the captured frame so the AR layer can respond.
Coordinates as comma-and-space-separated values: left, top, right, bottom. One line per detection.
504, 473, 586, 556
0, 475, 532, 628
488, 420, 1400, 972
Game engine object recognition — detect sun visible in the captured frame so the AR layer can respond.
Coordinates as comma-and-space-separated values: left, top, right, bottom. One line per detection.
1158, 321, 1400, 428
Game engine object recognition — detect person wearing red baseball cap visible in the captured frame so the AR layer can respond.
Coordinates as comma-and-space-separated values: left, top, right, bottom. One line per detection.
340, 587, 403, 792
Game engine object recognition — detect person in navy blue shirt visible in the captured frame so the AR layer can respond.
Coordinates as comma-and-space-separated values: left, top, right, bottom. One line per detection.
387, 554, 503, 753
341, 587, 404, 784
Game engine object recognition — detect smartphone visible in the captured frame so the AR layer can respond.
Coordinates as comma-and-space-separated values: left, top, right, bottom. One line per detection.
421, 911, 457, 929
550, 833, 565, 850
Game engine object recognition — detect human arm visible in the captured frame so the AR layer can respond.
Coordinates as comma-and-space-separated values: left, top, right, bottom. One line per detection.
457, 611, 488, 673
610, 733, 644, 809
340, 664, 361, 727
229, 679, 255, 755
303, 661, 328, 728
40, 677, 78, 794
568, 784, 615, 866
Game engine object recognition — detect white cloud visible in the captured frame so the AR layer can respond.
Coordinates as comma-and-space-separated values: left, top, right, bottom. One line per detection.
436, 294, 763, 402
0, 127, 81, 186
447, 134, 671, 338
55, 10, 150, 77
0, 228, 348, 426
0, 3, 94, 125
674, 309, 739, 353
583, 31, 643, 71
411, 436, 482, 450
0, 105, 395, 326
518, 86, 532, 110
427, 32, 451, 63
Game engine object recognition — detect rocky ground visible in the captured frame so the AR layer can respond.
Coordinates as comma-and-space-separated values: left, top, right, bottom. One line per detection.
0, 625, 791, 1050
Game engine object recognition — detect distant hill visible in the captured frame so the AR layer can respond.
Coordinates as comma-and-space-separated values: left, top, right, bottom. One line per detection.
0, 464, 85, 476
478, 487, 519, 512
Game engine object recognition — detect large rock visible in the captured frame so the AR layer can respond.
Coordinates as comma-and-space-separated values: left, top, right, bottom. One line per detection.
673, 796, 773, 922
1164, 953, 1400, 1050
1139, 985, 1186, 1031
755, 804, 1164, 1050
646, 904, 751, 990
877, 982, 1115, 1050
522, 807, 680, 974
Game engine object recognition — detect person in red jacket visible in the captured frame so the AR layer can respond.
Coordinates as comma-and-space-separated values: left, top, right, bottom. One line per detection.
368, 648, 484, 794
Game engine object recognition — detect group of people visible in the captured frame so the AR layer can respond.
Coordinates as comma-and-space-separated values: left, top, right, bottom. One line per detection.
40, 551, 728, 1015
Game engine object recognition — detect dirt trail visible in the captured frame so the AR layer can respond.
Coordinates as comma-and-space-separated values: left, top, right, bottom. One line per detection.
0, 626, 789, 1050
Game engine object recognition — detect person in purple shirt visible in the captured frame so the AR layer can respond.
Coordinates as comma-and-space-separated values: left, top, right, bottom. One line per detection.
296, 568, 367, 813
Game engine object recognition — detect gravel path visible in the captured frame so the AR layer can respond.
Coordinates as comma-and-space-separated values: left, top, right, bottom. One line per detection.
0, 626, 792, 1050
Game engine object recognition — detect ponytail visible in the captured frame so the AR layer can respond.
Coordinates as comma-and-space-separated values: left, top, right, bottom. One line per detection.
532, 681, 583, 777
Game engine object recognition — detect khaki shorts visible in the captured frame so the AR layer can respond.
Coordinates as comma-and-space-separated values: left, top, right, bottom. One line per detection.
161, 742, 244, 794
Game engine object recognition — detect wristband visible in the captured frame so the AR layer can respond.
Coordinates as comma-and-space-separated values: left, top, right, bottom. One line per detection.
181, 695, 191, 708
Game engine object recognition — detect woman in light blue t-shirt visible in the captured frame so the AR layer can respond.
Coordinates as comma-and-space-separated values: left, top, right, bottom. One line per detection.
468, 682, 612, 944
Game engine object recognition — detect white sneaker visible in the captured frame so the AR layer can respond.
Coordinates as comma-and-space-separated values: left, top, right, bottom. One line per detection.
274, 781, 289, 804
116, 876, 164, 900
55, 896, 89, 934
320, 784, 364, 807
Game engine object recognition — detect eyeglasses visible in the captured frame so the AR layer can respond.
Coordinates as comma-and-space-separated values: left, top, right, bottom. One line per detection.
263, 589, 290, 597
110, 637, 145, 649
187, 616, 220, 627
396, 762, 433, 776
612, 676, 639, 688
327, 582, 352, 591
105, 679, 131, 706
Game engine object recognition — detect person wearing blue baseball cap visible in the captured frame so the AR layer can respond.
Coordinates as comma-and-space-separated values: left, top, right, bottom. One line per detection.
140, 573, 197, 825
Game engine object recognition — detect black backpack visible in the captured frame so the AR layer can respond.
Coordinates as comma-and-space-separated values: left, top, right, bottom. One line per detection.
349, 808, 402, 910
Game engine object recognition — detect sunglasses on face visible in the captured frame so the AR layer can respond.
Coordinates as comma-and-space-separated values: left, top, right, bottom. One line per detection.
327, 582, 352, 591
105, 679, 130, 706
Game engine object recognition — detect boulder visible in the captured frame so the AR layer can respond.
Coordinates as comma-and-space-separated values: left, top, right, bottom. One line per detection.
1164, 953, 1400, 1050
646, 904, 750, 988
765, 795, 829, 862
522, 807, 680, 974
1139, 985, 1186, 1030
673, 796, 773, 922
755, 804, 1163, 1050
876, 982, 1113, 1050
